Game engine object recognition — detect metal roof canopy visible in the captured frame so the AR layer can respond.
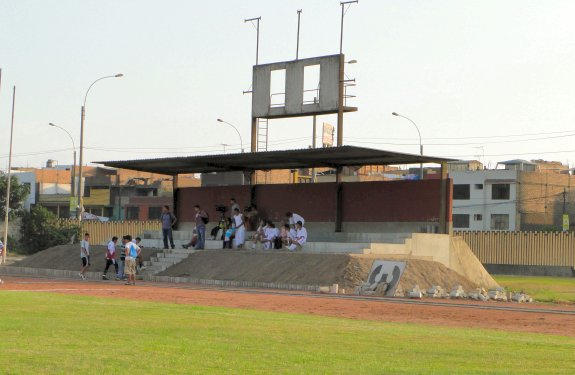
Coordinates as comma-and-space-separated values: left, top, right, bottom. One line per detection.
97, 146, 454, 175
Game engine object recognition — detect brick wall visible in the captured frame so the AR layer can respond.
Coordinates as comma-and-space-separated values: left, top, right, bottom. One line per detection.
176, 179, 452, 225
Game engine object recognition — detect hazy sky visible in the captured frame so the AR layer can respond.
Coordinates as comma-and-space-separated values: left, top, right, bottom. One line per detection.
1, 0, 575, 170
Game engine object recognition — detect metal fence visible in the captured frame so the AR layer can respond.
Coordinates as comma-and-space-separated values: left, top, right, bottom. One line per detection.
59, 220, 161, 245
455, 231, 575, 267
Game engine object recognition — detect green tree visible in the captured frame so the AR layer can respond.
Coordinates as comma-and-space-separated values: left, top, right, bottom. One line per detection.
0, 173, 30, 219
19, 205, 79, 254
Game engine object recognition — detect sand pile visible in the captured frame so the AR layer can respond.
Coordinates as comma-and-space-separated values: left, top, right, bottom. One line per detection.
159, 251, 482, 292
159, 251, 373, 290
11, 244, 159, 271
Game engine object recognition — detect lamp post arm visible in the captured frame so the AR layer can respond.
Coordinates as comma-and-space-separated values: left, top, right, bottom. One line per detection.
222, 121, 244, 152
399, 114, 421, 149
51, 124, 76, 151
83, 75, 117, 108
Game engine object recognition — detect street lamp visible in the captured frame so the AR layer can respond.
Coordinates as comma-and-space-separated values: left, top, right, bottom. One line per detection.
49, 123, 77, 216
392, 112, 423, 180
217, 119, 244, 153
77, 73, 123, 221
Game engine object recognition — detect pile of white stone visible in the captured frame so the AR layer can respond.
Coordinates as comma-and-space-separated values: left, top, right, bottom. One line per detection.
392, 285, 534, 303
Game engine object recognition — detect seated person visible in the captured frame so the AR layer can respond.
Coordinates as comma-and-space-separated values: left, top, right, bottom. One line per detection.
287, 221, 307, 251
251, 220, 270, 249
263, 222, 280, 250
252, 219, 266, 242
280, 224, 296, 247
182, 228, 198, 249
223, 218, 236, 249
286, 212, 305, 229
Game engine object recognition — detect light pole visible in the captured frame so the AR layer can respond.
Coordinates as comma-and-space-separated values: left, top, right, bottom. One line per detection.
49, 123, 77, 214
217, 119, 244, 152
77, 74, 123, 221
392, 112, 423, 180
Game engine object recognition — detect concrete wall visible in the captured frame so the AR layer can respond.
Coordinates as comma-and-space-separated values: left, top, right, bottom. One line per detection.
252, 54, 341, 118
0, 219, 21, 241
364, 233, 499, 288
176, 179, 452, 232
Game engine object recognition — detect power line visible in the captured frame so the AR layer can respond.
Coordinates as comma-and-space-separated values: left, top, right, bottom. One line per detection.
346, 132, 575, 147
346, 129, 575, 141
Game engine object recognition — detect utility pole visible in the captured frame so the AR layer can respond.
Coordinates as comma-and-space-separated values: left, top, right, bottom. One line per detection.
562, 187, 569, 232
2, 85, 16, 265
296, 10, 302, 60
563, 188, 567, 215
244, 17, 261, 65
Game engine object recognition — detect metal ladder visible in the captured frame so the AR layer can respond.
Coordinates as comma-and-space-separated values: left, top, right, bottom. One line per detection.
257, 118, 269, 152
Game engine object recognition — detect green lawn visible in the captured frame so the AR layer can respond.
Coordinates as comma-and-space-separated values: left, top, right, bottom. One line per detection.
494, 275, 575, 304
0, 292, 573, 374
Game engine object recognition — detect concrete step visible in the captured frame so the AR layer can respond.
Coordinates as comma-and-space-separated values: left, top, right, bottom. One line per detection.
142, 265, 167, 272
150, 257, 180, 264
307, 232, 413, 244
156, 253, 190, 259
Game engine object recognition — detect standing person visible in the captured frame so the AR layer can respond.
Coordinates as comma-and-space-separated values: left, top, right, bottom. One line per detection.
117, 243, 126, 281
122, 235, 141, 286
244, 204, 259, 230
229, 198, 240, 218
287, 221, 307, 251
133, 237, 145, 271
286, 212, 305, 229
79, 233, 90, 280
232, 207, 246, 248
193, 205, 209, 250
102, 236, 119, 280
160, 205, 177, 250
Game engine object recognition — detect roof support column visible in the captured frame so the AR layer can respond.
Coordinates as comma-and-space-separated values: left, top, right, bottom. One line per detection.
439, 162, 451, 234
172, 174, 179, 230
335, 166, 343, 232
251, 117, 257, 153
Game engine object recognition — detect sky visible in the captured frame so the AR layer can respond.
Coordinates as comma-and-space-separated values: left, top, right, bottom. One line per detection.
1, 0, 575, 170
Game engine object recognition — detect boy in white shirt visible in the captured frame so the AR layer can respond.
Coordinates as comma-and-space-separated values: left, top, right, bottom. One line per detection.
287, 221, 307, 251
264, 223, 280, 250
102, 236, 119, 280
286, 212, 305, 229
79, 233, 90, 280
123, 235, 141, 286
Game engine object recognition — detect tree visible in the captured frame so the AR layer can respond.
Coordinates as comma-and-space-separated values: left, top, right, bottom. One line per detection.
19, 205, 79, 254
0, 173, 30, 219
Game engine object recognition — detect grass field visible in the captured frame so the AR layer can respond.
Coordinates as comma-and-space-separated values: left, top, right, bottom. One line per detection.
0, 292, 574, 374
494, 275, 575, 304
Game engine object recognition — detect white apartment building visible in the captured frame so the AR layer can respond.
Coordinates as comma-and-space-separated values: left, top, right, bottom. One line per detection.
10, 170, 36, 211
450, 169, 518, 231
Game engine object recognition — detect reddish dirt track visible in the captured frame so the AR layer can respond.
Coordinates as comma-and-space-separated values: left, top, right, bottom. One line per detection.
2, 276, 575, 337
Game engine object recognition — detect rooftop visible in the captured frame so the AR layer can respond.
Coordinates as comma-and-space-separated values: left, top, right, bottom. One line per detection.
97, 146, 454, 175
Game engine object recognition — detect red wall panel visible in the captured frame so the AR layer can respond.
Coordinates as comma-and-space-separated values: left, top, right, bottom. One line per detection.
341, 180, 443, 222
176, 186, 251, 222
176, 179, 452, 224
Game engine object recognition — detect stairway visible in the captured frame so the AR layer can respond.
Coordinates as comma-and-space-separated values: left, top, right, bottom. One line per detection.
140, 248, 196, 276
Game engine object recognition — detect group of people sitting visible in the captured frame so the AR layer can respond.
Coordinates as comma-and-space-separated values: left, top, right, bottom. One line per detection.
250, 212, 307, 251
180, 197, 308, 251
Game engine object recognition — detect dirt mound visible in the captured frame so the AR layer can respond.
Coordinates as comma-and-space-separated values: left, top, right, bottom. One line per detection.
11, 244, 159, 272
159, 251, 481, 292
159, 251, 373, 290
398, 259, 480, 292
